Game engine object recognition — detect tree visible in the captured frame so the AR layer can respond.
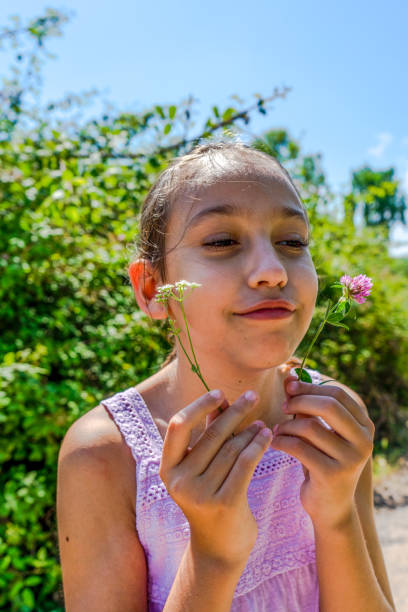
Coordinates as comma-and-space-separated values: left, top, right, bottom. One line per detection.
344, 166, 407, 239
252, 129, 336, 223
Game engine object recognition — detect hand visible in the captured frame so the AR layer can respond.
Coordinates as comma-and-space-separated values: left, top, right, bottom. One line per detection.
270, 378, 375, 530
159, 389, 272, 568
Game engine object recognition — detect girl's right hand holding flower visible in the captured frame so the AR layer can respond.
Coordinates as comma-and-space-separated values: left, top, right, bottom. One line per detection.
159, 389, 272, 569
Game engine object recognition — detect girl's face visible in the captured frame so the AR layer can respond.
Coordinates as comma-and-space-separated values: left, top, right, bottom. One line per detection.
163, 172, 318, 372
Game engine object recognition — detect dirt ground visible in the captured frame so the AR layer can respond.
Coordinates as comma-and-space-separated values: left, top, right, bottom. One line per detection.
374, 457, 408, 611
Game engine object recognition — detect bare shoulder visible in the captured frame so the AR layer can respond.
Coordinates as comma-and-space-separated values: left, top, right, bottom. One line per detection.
58, 403, 137, 515
57, 405, 147, 611
61, 402, 127, 448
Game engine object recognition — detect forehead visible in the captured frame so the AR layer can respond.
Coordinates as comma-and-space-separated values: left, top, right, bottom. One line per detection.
168, 171, 308, 234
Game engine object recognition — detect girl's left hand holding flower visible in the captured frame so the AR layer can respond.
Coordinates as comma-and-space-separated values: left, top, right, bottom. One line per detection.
271, 379, 375, 531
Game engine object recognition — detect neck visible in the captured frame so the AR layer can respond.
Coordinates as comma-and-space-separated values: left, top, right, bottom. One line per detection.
161, 351, 292, 432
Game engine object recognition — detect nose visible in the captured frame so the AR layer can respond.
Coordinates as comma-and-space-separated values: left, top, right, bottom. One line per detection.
246, 238, 288, 289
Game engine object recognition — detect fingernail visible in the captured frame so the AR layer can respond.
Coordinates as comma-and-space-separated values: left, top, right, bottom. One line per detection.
282, 400, 288, 411
210, 389, 222, 399
253, 419, 265, 427
272, 424, 279, 436
244, 390, 257, 401
287, 382, 298, 393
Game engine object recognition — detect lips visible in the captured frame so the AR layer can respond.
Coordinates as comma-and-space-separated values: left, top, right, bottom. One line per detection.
234, 299, 296, 315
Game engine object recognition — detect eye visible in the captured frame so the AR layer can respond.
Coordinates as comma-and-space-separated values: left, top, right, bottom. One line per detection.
203, 238, 309, 250
203, 238, 238, 249
278, 240, 309, 249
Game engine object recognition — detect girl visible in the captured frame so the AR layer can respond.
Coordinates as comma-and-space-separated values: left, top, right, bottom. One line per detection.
57, 142, 395, 611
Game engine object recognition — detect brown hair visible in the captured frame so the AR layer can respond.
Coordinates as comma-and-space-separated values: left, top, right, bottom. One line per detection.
132, 140, 306, 370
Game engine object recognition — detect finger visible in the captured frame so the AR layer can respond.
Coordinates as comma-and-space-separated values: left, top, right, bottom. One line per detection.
206, 398, 230, 429
284, 380, 370, 427
200, 420, 266, 491
283, 395, 364, 446
161, 390, 226, 474
270, 432, 335, 476
180, 391, 261, 476
215, 426, 273, 501
283, 374, 300, 401
274, 416, 351, 461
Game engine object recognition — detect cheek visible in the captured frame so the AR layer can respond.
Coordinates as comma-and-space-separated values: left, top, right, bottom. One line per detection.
297, 262, 318, 298
301, 274, 318, 327
307, 271, 318, 304
292, 266, 318, 319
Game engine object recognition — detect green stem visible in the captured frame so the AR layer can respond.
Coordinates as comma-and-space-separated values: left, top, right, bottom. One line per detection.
180, 302, 200, 370
175, 333, 210, 391
165, 306, 210, 392
299, 300, 332, 375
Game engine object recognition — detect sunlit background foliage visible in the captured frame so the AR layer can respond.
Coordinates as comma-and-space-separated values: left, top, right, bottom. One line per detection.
0, 9, 407, 611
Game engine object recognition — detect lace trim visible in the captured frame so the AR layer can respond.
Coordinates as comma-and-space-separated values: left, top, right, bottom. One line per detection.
102, 389, 162, 461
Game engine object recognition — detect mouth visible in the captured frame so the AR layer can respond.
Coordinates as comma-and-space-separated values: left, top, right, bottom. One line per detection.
234, 308, 294, 320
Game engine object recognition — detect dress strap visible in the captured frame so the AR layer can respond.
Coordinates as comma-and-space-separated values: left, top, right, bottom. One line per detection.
101, 387, 163, 463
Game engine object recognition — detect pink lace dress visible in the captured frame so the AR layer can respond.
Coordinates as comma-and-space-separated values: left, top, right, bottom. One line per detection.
101, 368, 321, 611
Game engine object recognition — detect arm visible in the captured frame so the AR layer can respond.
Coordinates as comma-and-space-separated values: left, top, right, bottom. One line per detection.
315, 380, 395, 611
354, 456, 395, 609
57, 411, 148, 612
158, 389, 273, 611
314, 499, 394, 612
163, 542, 246, 612
271, 376, 396, 612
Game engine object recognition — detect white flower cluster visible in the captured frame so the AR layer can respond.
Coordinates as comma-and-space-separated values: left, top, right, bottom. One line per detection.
155, 280, 201, 304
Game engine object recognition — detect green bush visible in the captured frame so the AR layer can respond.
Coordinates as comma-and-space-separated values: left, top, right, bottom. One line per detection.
2, 119, 408, 610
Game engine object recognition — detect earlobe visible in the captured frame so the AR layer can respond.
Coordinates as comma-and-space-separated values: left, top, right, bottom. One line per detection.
128, 259, 168, 320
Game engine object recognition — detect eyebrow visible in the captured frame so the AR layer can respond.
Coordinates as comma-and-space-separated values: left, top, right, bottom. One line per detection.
185, 202, 309, 231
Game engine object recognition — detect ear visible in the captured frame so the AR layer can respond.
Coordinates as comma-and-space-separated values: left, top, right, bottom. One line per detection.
128, 259, 168, 320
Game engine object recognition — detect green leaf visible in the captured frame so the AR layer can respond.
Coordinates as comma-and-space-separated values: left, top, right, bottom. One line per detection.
222, 107, 236, 121
327, 311, 345, 323
21, 587, 35, 609
0, 555, 11, 570
65, 206, 80, 223
327, 321, 350, 330
334, 300, 347, 313
294, 368, 313, 383
163, 123, 172, 135
168, 105, 176, 119
212, 106, 220, 118
155, 105, 165, 119
332, 300, 351, 317
24, 576, 42, 587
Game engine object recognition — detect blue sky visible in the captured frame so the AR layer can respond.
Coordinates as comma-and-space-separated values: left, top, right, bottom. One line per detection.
2, 0, 408, 255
